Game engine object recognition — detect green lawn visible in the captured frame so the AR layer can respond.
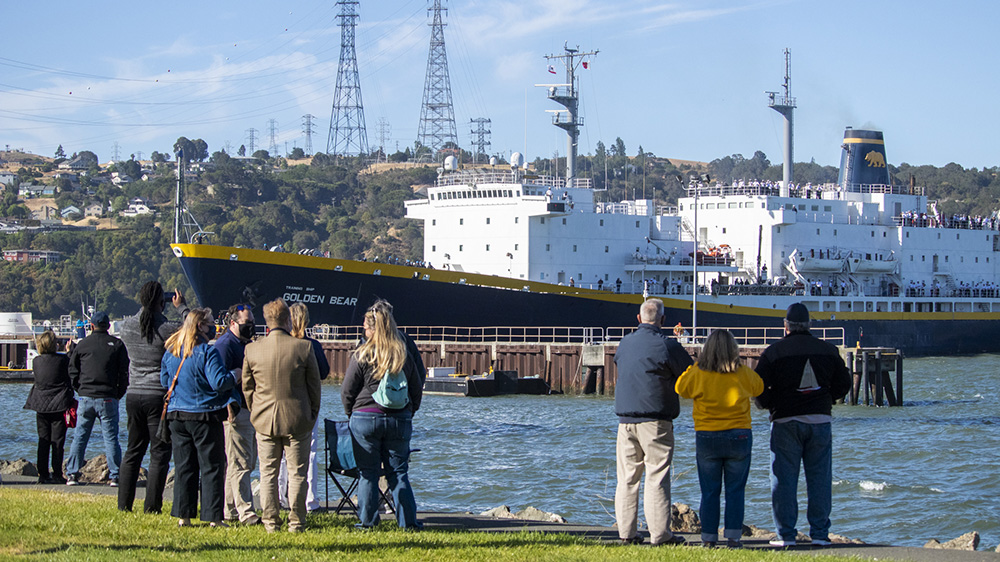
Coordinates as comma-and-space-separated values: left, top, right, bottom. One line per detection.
0, 488, 858, 561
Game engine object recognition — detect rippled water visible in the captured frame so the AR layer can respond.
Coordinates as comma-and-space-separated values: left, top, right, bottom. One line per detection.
2, 354, 998, 548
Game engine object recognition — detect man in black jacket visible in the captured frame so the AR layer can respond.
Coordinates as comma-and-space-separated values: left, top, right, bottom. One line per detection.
65, 311, 130, 486
755, 303, 851, 547
613, 298, 692, 546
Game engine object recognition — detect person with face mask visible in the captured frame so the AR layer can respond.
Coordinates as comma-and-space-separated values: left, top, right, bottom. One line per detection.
160, 307, 236, 528
213, 303, 262, 526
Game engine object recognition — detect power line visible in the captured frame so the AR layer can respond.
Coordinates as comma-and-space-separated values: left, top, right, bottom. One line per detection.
417, 0, 458, 158
326, 0, 369, 157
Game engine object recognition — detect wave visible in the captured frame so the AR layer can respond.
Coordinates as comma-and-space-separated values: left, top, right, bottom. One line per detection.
860, 480, 888, 491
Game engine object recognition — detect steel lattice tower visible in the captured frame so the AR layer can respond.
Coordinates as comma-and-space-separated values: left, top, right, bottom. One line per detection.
417, 0, 458, 157
268, 119, 280, 156
302, 114, 315, 155
469, 118, 490, 164
326, 0, 369, 157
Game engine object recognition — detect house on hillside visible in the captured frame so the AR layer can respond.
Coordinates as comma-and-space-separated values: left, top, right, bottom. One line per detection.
31, 204, 58, 221
110, 172, 132, 186
121, 200, 153, 217
60, 206, 82, 219
2, 249, 62, 263
18, 184, 57, 198
84, 203, 104, 217
58, 154, 92, 170
0, 171, 15, 186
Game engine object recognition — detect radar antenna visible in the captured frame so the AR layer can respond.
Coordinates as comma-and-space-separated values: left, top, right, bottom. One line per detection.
766, 48, 796, 196
538, 44, 598, 185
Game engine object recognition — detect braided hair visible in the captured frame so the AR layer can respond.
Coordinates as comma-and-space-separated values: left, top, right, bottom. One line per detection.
138, 281, 164, 344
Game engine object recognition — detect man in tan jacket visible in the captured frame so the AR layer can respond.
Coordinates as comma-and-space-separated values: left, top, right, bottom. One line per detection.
243, 299, 321, 533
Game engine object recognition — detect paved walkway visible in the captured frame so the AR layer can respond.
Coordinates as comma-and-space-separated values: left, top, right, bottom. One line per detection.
3, 474, 998, 562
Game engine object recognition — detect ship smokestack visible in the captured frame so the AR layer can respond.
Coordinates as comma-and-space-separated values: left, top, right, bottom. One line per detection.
838, 128, 889, 190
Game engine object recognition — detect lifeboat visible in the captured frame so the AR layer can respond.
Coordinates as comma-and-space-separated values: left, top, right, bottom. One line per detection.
789, 249, 844, 272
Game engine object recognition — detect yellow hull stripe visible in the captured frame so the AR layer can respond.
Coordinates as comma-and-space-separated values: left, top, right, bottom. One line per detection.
173, 244, 1000, 321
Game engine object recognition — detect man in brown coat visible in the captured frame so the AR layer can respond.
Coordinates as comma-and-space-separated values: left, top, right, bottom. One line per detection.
243, 299, 321, 533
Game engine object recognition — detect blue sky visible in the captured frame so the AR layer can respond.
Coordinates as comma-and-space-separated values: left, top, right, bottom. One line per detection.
2, 0, 997, 170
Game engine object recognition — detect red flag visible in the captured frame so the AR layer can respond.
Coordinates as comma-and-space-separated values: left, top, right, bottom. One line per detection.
547, 65, 557, 74
582, 61, 589, 69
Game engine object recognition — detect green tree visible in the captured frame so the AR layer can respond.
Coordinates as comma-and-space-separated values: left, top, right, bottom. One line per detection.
289, 147, 306, 159
54, 145, 65, 158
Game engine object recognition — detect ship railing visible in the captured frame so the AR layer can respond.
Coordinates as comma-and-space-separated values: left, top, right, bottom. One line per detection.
311, 325, 610, 345
309, 324, 845, 348
606, 326, 846, 348
894, 214, 999, 231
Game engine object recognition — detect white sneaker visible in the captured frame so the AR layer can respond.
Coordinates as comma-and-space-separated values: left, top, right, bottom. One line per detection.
770, 539, 796, 547
811, 538, 831, 546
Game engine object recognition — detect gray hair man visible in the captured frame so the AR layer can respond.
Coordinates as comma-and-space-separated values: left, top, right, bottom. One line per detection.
612, 298, 693, 545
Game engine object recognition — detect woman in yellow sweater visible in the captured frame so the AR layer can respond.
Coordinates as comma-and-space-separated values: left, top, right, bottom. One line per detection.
675, 329, 763, 548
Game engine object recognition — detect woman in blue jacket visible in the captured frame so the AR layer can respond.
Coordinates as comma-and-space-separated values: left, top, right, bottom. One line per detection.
161, 308, 235, 528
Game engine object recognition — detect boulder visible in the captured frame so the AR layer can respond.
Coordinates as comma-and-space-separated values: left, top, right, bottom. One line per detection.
924, 532, 980, 551
78, 455, 110, 483
829, 532, 866, 545
0, 459, 38, 477
480, 505, 567, 523
671, 503, 700, 533
742, 524, 776, 539
515, 506, 566, 523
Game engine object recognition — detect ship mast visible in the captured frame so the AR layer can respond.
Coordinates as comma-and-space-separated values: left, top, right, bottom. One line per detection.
767, 48, 796, 197
540, 44, 597, 184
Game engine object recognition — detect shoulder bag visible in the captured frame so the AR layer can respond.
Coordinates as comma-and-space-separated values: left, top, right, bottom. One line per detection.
156, 354, 187, 444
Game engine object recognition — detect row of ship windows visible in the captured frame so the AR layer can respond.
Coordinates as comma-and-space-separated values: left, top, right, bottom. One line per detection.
433, 189, 518, 200
431, 244, 612, 253
431, 217, 640, 227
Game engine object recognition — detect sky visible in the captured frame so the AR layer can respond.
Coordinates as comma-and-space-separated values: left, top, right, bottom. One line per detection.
2, 0, 998, 170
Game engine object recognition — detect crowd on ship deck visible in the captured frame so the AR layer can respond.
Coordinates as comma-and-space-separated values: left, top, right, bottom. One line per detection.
898, 210, 999, 230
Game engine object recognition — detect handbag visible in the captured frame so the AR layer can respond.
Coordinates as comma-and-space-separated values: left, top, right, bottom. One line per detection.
64, 399, 78, 428
156, 354, 187, 444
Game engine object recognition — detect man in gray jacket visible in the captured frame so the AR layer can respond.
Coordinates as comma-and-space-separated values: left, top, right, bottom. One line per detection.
613, 298, 692, 546
117, 282, 187, 511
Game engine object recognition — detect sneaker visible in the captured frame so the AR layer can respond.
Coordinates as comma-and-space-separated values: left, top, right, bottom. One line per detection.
726, 539, 743, 549
810, 538, 831, 546
769, 539, 796, 547
108, 478, 119, 488
66, 474, 80, 486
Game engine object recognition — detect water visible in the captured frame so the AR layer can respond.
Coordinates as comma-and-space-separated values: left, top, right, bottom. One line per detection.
2, 354, 998, 548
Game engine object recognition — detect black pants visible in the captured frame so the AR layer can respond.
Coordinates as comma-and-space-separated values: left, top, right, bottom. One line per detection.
118, 393, 172, 513
36, 412, 67, 480
169, 418, 226, 522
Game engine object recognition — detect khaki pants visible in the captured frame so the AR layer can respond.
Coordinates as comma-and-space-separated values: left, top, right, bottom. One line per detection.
257, 429, 311, 532
223, 408, 257, 522
615, 420, 676, 544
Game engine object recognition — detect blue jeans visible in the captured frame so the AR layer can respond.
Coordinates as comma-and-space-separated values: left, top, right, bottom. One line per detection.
770, 420, 832, 541
349, 411, 418, 528
66, 396, 122, 479
696, 429, 752, 542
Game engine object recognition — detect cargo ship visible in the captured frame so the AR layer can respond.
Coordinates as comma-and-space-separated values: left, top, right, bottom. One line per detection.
172, 50, 1000, 356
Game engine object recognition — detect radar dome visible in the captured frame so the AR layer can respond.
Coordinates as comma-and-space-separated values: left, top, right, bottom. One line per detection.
489, 156, 497, 166
510, 152, 523, 169
444, 155, 458, 171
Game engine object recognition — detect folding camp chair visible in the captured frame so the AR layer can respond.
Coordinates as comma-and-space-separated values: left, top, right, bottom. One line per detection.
323, 418, 395, 516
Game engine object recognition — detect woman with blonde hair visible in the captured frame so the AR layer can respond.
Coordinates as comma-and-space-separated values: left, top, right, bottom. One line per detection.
675, 329, 763, 548
160, 308, 236, 528
341, 299, 423, 529
23, 330, 75, 484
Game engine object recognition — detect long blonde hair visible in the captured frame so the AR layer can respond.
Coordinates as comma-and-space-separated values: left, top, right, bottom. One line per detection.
354, 299, 406, 379
290, 302, 309, 339
696, 329, 742, 373
165, 308, 213, 359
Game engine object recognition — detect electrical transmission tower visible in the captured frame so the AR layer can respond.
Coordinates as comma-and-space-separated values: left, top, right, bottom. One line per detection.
246, 128, 258, 154
326, 0, 369, 157
302, 114, 316, 155
268, 119, 280, 156
469, 118, 491, 164
376, 118, 391, 162
111, 141, 121, 162
417, 0, 458, 158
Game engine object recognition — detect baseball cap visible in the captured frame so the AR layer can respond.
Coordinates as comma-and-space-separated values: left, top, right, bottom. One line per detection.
785, 303, 810, 322
90, 311, 110, 325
